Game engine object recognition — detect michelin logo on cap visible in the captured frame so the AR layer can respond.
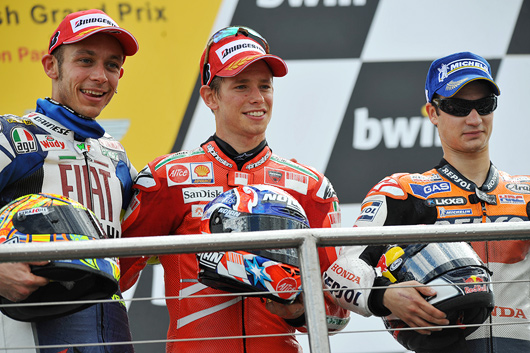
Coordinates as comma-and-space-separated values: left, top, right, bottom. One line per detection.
437, 58, 489, 83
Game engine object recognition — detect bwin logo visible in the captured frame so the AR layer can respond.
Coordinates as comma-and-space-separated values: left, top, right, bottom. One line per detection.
352, 107, 441, 150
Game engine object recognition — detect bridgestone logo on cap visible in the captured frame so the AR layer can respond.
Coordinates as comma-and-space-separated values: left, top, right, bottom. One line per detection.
70, 14, 118, 33
216, 39, 266, 64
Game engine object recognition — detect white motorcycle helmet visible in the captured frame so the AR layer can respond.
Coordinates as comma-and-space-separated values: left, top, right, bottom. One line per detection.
377, 242, 494, 352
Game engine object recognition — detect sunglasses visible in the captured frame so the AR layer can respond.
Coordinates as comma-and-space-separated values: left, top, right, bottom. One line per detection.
202, 26, 270, 85
432, 95, 497, 117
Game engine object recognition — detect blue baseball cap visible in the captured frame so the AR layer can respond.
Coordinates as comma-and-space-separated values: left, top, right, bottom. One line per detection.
425, 52, 500, 102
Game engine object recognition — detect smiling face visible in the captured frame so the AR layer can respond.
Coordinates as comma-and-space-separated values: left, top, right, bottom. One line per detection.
200, 60, 274, 152
44, 33, 125, 119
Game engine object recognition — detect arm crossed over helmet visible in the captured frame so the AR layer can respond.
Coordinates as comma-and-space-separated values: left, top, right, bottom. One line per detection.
323, 246, 377, 317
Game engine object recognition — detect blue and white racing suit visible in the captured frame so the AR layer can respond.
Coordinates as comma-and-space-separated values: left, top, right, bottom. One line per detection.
0, 98, 136, 353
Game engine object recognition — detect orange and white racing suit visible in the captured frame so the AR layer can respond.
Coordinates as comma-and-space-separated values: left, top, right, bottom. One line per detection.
324, 159, 530, 353
120, 137, 349, 353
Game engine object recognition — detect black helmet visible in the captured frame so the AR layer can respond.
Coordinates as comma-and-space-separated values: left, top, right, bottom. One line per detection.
198, 185, 309, 303
377, 242, 494, 352
0, 193, 119, 322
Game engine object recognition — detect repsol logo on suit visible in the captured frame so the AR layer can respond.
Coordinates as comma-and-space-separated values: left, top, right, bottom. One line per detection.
323, 267, 362, 306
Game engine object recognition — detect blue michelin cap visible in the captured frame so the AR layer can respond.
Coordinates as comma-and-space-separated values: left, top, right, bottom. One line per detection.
425, 51, 500, 102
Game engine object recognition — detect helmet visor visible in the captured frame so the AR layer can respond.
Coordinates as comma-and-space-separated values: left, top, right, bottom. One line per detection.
396, 242, 485, 284
210, 210, 309, 234
13, 205, 107, 240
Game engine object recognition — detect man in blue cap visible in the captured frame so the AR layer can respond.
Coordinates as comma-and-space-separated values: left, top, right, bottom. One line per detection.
323, 52, 530, 352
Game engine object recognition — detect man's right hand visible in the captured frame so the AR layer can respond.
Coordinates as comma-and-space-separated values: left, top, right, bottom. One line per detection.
0, 262, 49, 302
383, 280, 450, 335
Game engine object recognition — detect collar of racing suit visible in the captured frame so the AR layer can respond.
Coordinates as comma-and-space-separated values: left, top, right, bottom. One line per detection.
36, 98, 105, 140
435, 159, 499, 205
207, 134, 268, 170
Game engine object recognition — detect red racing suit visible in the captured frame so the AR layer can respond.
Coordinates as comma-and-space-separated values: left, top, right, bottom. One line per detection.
120, 138, 349, 353
324, 159, 530, 353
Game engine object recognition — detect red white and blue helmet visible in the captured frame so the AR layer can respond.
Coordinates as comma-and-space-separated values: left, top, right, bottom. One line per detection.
0, 193, 119, 322
200, 184, 309, 234
198, 185, 309, 304
377, 242, 494, 351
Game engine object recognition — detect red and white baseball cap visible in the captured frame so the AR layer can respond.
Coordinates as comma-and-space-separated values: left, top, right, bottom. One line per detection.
48, 9, 138, 56
200, 26, 287, 86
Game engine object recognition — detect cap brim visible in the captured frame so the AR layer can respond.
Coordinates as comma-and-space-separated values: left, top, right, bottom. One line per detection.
216, 54, 288, 79
438, 75, 500, 98
63, 27, 139, 56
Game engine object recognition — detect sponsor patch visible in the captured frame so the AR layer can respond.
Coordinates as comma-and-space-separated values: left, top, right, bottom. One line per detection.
328, 211, 341, 228
206, 144, 233, 168
410, 174, 442, 182
101, 146, 120, 161
99, 139, 125, 151
181, 187, 223, 203
228, 171, 251, 186
11, 127, 37, 154
167, 164, 190, 184
36, 135, 66, 151
276, 277, 298, 294
226, 252, 247, 278
425, 196, 467, 207
192, 163, 214, 183
437, 58, 489, 83
74, 142, 90, 154
167, 162, 214, 186
215, 39, 266, 64
70, 13, 118, 33
316, 177, 337, 200
264, 167, 308, 195
6, 117, 33, 126
499, 194, 525, 204
191, 204, 205, 218
410, 182, 451, 198
438, 207, 472, 218
356, 200, 382, 222
506, 183, 530, 194
197, 252, 224, 270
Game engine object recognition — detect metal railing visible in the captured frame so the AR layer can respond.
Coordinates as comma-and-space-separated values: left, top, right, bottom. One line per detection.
1, 222, 529, 352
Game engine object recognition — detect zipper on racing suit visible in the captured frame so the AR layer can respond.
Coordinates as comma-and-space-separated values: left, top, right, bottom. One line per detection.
82, 150, 95, 211
480, 200, 494, 353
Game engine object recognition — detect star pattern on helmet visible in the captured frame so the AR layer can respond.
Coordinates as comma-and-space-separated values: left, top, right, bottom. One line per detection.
246, 257, 272, 287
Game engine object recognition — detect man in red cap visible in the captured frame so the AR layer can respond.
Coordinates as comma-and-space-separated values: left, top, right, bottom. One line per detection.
119, 26, 349, 352
0, 9, 138, 353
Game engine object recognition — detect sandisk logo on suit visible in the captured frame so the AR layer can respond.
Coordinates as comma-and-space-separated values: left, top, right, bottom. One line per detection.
181, 187, 223, 203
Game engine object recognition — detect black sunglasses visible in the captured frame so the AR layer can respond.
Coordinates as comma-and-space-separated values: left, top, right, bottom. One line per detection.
202, 26, 270, 85
432, 95, 497, 117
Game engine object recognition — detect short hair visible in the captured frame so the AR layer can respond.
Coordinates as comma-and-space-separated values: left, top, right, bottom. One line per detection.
51, 45, 66, 80
209, 76, 224, 97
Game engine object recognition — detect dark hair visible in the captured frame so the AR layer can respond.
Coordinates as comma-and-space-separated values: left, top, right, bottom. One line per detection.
51, 45, 65, 80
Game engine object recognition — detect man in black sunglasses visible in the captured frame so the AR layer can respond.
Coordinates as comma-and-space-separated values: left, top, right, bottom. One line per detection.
324, 51, 530, 353
119, 26, 349, 352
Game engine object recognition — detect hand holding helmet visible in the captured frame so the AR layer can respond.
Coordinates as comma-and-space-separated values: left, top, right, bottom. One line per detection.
0, 193, 120, 322
0, 262, 49, 302
198, 185, 309, 305
377, 242, 494, 352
